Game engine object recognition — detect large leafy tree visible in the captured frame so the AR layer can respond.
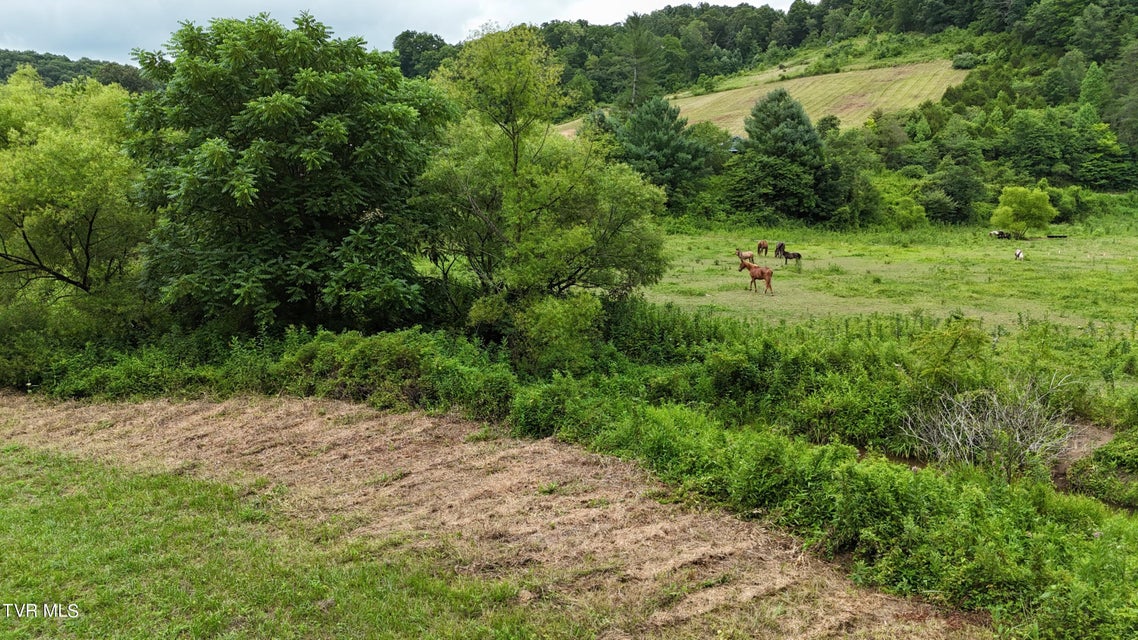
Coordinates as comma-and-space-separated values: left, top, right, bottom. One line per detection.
990, 186, 1058, 239
392, 30, 455, 79
418, 25, 666, 324
0, 67, 149, 294
128, 13, 450, 329
435, 25, 563, 176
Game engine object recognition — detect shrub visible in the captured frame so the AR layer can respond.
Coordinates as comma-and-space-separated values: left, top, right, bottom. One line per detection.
952, 52, 982, 69
513, 293, 603, 377
904, 376, 1074, 482
509, 374, 615, 440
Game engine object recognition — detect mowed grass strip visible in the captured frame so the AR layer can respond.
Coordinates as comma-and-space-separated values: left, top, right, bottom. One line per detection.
648, 221, 1138, 328
672, 60, 968, 135
0, 445, 549, 640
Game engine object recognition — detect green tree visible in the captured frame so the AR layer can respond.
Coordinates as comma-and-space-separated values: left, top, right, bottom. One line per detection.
392, 30, 455, 78
436, 25, 563, 176
614, 96, 712, 210
990, 186, 1058, 239
1038, 49, 1086, 106
617, 14, 665, 109
0, 67, 149, 293
416, 27, 666, 328
128, 13, 450, 329
1073, 3, 1119, 62
729, 88, 835, 222
1000, 110, 1064, 178
93, 62, 155, 93
1079, 61, 1110, 113
1067, 103, 1134, 189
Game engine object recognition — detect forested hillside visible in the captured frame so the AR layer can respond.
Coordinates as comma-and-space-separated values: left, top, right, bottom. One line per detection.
0, 49, 153, 92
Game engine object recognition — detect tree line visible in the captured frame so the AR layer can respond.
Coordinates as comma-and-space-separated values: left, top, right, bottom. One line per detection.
1, 3, 1136, 341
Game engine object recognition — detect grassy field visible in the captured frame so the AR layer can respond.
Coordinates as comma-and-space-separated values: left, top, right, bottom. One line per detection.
0, 445, 553, 639
670, 60, 968, 136
647, 219, 1138, 330
556, 35, 968, 137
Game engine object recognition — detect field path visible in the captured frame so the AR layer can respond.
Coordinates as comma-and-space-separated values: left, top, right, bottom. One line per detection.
1, 393, 991, 639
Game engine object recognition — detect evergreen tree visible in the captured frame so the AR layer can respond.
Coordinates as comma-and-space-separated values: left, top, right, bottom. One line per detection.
1079, 61, 1110, 113
614, 96, 712, 210
616, 14, 665, 109
729, 88, 837, 222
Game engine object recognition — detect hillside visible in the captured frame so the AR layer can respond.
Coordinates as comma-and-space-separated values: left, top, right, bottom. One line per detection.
673, 60, 967, 135
558, 59, 967, 136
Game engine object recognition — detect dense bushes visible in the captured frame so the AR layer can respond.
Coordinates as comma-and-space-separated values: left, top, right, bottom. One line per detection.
526, 396, 1138, 638
31, 327, 518, 422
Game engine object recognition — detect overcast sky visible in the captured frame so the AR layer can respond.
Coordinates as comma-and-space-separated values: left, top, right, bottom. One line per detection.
2, 1, 795, 65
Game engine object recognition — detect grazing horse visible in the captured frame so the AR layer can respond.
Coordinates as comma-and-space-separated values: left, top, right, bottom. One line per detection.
774, 241, 786, 258
757, 240, 769, 256
784, 251, 802, 266
738, 259, 774, 294
735, 248, 755, 262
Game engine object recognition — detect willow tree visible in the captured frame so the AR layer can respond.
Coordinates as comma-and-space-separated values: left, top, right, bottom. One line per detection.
0, 66, 149, 294
419, 25, 666, 359
128, 12, 451, 329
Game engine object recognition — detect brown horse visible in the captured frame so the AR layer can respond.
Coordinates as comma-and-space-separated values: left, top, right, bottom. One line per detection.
757, 240, 769, 256
735, 248, 755, 262
738, 259, 774, 294
774, 241, 786, 258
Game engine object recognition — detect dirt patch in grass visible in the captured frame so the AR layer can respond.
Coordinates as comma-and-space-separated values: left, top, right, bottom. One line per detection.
1, 392, 992, 639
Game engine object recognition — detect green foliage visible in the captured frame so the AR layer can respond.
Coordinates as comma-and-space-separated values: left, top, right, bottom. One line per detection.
1069, 430, 1138, 508
729, 88, 843, 222
951, 52, 982, 69
436, 25, 564, 175
0, 49, 107, 86
990, 186, 1059, 239
272, 328, 516, 419
0, 67, 150, 293
416, 117, 667, 315
612, 96, 713, 210
392, 30, 456, 78
128, 13, 451, 330
513, 293, 604, 377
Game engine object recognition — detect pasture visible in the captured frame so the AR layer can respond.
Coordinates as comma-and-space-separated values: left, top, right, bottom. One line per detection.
648, 219, 1138, 330
670, 60, 968, 136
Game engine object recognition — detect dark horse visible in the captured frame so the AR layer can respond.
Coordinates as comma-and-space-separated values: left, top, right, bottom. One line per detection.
774, 241, 786, 258
784, 251, 802, 266
739, 259, 774, 294
757, 240, 769, 256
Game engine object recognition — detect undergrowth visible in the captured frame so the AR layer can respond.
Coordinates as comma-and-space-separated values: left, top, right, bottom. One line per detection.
4, 297, 1138, 637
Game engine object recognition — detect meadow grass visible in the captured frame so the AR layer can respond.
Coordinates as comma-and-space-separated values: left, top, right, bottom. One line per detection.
0, 445, 571, 639
671, 60, 968, 135
647, 221, 1138, 330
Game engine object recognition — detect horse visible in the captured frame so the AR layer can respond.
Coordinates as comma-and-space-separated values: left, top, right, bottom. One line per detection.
1015, 248, 1024, 261
735, 248, 755, 262
738, 259, 774, 294
757, 240, 769, 256
784, 251, 802, 266
990, 230, 1012, 239
774, 241, 786, 258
